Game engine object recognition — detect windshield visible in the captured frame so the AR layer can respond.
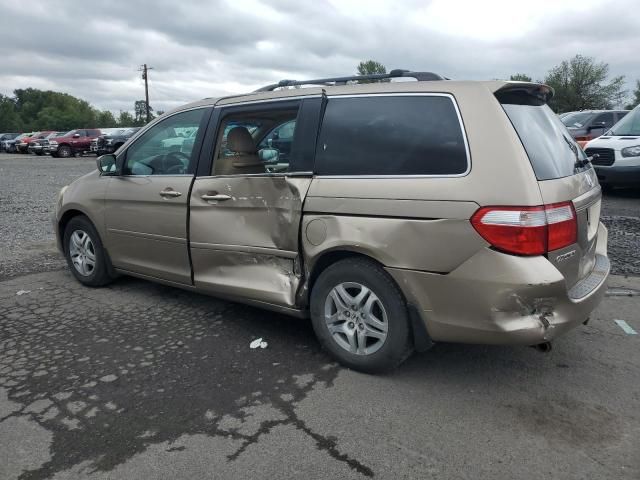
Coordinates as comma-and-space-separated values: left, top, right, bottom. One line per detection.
498, 94, 589, 180
608, 106, 640, 136
62, 130, 76, 137
562, 112, 594, 128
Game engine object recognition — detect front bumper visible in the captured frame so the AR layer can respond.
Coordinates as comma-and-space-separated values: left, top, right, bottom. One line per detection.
595, 165, 640, 186
388, 222, 610, 346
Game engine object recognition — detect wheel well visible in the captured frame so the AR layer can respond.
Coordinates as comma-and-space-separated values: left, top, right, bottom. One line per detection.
58, 210, 86, 243
307, 250, 383, 296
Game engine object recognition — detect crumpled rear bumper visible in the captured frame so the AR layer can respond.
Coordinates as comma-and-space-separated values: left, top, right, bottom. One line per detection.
387, 223, 609, 345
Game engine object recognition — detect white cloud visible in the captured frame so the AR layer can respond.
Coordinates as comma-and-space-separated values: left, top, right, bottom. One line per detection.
0, 0, 638, 113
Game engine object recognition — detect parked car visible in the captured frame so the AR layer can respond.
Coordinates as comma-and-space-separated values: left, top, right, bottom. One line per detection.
91, 127, 140, 156
47, 129, 102, 158
55, 71, 609, 372
585, 104, 640, 188
558, 111, 576, 119
28, 132, 64, 155
16, 132, 53, 153
0, 133, 20, 151
562, 110, 629, 146
2, 133, 32, 153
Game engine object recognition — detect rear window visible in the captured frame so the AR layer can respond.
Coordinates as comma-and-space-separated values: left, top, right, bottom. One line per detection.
562, 112, 594, 128
497, 91, 588, 180
315, 95, 468, 176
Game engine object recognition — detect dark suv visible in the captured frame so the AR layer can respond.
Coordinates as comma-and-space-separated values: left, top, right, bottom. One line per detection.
0, 133, 20, 152
47, 129, 103, 158
91, 127, 140, 156
562, 110, 629, 144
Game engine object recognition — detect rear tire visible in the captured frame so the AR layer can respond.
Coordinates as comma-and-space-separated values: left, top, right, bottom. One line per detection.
63, 216, 113, 287
310, 257, 413, 373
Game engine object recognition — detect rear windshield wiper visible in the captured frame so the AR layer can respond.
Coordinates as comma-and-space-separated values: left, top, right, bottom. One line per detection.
562, 134, 591, 170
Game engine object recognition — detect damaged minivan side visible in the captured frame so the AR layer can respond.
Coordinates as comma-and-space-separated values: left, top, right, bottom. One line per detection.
54, 70, 609, 373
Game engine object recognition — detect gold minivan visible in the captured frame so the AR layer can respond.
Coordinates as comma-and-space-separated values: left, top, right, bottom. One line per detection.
54, 70, 609, 372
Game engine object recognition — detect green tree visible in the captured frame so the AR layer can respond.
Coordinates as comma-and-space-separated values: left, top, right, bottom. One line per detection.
117, 111, 136, 127
510, 73, 532, 82
544, 54, 625, 112
356, 60, 387, 83
134, 100, 154, 126
95, 110, 118, 128
625, 80, 640, 110
0, 95, 23, 131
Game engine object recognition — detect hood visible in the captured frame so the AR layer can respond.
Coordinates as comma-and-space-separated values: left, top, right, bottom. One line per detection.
585, 134, 640, 151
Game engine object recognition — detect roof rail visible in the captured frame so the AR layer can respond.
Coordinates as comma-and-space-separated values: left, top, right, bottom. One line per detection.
254, 69, 447, 92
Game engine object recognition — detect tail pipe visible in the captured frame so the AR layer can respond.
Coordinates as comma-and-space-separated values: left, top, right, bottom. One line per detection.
532, 342, 552, 353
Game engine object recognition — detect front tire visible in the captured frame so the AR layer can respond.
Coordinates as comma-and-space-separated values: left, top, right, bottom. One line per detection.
310, 257, 413, 373
63, 216, 113, 287
58, 145, 72, 158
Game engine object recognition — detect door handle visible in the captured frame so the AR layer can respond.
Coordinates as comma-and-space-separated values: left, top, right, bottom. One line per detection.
201, 194, 232, 202
159, 189, 182, 198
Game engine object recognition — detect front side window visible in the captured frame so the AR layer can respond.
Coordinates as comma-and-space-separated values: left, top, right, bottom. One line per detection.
592, 113, 614, 128
315, 95, 468, 176
123, 108, 205, 175
257, 120, 297, 165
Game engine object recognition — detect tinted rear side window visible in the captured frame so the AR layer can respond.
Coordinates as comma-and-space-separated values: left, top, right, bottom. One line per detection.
315, 96, 468, 176
498, 92, 588, 180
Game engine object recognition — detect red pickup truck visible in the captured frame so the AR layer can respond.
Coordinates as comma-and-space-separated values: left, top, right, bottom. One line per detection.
16, 131, 55, 153
46, 129, 103, 158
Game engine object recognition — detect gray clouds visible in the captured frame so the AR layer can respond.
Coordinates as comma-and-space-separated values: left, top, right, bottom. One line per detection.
0, 0, 638, 113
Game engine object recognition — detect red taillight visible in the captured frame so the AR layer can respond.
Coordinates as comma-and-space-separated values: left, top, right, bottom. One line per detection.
471, 202, 577, 256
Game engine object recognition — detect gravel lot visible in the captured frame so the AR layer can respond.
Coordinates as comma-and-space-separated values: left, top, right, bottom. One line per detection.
1, 153, 639, 479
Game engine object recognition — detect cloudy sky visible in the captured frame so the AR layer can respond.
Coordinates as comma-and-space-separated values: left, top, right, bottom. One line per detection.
1, 0, 638, 114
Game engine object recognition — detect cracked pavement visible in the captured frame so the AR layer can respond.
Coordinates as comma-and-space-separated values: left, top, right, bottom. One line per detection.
1, 153, 639, 479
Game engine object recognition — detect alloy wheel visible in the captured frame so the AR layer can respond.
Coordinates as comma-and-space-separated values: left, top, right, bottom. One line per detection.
68, 230, 96, 276
324, 282, 388, 355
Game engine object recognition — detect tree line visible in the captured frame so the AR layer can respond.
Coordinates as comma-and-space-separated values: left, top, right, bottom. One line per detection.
0, 88, 161, 133
358, 54, 640, 113
3, 54, 639, 133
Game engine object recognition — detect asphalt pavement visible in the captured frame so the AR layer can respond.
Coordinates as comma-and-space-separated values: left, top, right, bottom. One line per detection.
1, 153, 639, 479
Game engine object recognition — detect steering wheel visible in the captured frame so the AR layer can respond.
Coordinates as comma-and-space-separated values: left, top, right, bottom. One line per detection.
164, 151, 190, 175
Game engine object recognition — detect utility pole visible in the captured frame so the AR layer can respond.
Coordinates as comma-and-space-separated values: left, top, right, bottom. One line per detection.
139, 64, 154, 123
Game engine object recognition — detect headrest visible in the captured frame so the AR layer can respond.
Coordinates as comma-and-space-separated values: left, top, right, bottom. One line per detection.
227, 126, 256, 154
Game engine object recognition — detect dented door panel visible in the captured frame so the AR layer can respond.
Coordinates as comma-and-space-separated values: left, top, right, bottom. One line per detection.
189, 175, 311, 306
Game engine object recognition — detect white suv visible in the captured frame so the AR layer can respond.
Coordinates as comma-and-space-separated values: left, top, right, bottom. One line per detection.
585, 104, 640, 187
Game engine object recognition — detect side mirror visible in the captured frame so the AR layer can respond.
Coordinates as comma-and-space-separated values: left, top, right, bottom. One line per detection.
97, 154, 117, 175
73, 133, 81, 138
258, 148, 279, 163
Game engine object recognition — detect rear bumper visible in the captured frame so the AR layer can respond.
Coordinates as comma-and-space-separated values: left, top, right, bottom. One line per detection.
595, 165, 640, 186
388, 222, 609, 346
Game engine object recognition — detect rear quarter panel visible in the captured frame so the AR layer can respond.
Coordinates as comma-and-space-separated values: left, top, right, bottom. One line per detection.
303, 83, 544, 275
